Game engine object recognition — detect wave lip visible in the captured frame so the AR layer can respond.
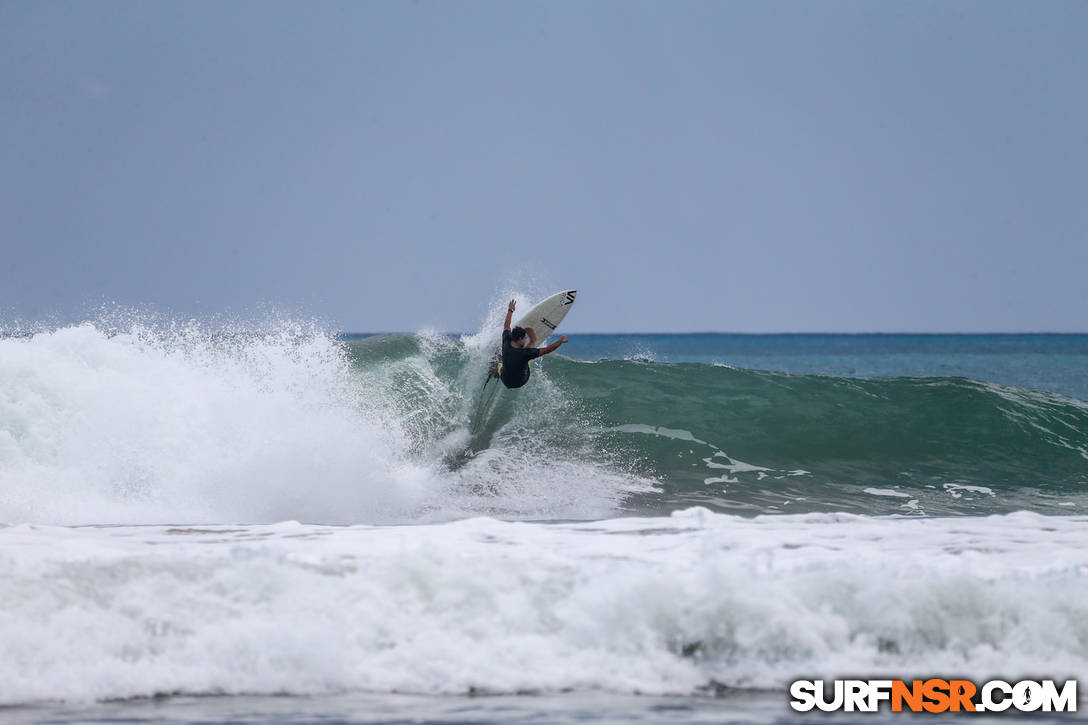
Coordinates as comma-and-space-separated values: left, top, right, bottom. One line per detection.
2, 510, 1086, 704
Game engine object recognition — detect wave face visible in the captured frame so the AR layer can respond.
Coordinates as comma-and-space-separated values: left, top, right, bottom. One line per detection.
0, 320, 1085, 525
343, 332, 1087, 517
547, 358, 1088, 516
2, 510, 1086, 703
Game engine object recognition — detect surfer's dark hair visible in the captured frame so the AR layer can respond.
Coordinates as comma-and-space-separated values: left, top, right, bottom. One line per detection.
511, 326, 527, 342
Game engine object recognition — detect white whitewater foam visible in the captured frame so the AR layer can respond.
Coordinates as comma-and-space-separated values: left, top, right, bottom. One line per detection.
943, 483, 996, 498
864, 488, 911, 498
0, 318, 648, 525
1, 509, 1085, 704
0, 322, 436, 524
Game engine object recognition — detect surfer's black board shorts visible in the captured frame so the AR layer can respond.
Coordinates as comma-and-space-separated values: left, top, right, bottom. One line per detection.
500, 330, 541, 389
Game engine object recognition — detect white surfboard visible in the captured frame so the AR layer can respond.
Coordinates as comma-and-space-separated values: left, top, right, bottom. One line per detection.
511, 289, 577, 344
470, 290, 577, 434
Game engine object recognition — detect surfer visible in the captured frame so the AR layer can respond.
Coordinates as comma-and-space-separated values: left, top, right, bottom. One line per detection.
496, 298, 568, 389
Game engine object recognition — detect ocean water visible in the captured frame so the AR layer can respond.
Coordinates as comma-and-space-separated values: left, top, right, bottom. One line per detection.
1, 313, 1086, 723
564, 333, 1088, 402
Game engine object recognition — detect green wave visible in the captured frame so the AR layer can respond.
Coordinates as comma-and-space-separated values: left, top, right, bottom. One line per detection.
348, 335, 1088, 516
553, 358, 1087, 511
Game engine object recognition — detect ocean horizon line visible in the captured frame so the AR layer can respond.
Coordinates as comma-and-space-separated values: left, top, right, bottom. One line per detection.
339, 330, 1088, 337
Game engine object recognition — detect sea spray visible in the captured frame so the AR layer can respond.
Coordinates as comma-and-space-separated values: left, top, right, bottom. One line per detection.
0, 317, 649, 525
0, 321, 436, 524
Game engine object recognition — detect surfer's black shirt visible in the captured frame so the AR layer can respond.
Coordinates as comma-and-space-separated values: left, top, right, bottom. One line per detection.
500, 330, 541, 389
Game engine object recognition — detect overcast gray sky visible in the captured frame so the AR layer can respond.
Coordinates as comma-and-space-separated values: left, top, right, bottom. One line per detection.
2, 1, 1085, 332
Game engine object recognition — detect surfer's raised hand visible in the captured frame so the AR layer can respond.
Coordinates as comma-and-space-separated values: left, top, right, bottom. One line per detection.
508, 299, 516, 311
537, 335, 568, 357
503, 300, 516, 331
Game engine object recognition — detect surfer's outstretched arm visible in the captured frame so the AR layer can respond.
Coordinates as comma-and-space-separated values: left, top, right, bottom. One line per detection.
535, 335, 568, 357
504, 299, 515, 331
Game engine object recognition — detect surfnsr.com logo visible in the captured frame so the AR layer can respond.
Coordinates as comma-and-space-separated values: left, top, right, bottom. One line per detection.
789, 679, 1077, 713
